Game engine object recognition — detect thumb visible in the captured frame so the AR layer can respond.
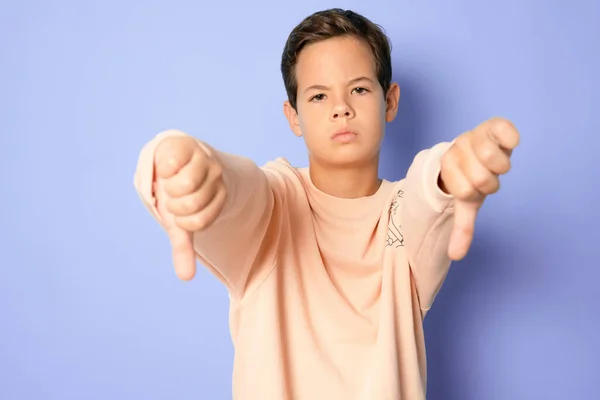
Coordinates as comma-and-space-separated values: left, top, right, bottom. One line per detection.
167, 224, 196, 281
448, 200, 479, 261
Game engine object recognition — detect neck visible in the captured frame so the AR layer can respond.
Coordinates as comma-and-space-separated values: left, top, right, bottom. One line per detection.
308, 154, 382, 199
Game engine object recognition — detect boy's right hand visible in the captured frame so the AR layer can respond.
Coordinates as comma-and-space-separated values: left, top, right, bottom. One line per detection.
153, 135, 227, 281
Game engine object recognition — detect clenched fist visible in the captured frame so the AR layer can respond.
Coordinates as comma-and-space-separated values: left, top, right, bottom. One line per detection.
440, 117, 520, 261
153, 135, 227, 280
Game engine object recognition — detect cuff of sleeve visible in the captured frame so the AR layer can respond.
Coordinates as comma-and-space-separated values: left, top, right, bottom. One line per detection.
422, 140, 455, 213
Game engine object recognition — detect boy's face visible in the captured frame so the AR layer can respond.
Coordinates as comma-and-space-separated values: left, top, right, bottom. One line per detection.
284, 35, 400, 167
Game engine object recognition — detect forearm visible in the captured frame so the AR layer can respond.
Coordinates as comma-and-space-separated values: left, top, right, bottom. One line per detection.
401, 141, 455, 310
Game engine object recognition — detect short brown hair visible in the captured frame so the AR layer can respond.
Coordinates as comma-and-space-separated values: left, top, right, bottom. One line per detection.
281, 8, 393, 110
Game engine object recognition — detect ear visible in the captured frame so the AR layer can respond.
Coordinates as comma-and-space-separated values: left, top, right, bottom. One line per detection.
385, 82, 400, 123
283, 101, 303, 137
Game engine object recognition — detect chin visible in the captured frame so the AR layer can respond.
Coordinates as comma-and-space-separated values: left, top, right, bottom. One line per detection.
319, 150, 378, 168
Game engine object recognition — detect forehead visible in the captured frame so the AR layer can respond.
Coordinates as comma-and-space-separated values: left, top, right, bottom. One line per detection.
295, 35, 377, 88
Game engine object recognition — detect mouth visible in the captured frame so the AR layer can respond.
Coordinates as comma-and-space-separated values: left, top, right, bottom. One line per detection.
331, 130, 358, 143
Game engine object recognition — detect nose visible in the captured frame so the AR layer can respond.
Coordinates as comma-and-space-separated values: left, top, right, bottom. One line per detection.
330, 102, 355, 121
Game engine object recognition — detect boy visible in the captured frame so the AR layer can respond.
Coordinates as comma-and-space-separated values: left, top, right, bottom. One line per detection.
134, 8, 519, 400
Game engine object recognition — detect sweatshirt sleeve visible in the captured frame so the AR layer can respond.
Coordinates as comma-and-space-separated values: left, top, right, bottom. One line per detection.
401, 141, 456, 311
133, 130, 284, 301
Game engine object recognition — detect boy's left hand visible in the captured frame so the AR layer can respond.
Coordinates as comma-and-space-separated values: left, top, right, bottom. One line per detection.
439, 117, 520, 261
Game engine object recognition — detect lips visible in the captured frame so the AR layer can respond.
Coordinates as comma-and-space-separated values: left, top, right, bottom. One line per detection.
331, 129, 357, 139
331, 129, 358, 143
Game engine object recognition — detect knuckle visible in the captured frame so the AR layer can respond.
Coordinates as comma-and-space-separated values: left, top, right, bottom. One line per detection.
498, 157, 511, 174
471, 171, 490, 191
175, 215, 196, 232
174, 216, 191, 232
195, 190, 211, 212
489, 180, 500, 194
455, 185, 475, 200
490, 117, 513, 132
178, 175, 196, 193
490, 118, 519, 147
479, 145, 496, 165
168, 198, 184, 215
186, 190, 210, 216
191, 212, 212, 231
181, 196, 197, 214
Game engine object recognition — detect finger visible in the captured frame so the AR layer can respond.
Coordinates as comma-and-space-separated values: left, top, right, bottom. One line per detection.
448, 200, 479, 261
154, 136, 196, 179
441, 149, 481, 201
166, 177, 220, 217
175, 184, 227, 232
471, 128, 512, 175
167, 225, 196, 281
457, 137, 500, 195
163, 150, 212, 198
480, 117, 520, 151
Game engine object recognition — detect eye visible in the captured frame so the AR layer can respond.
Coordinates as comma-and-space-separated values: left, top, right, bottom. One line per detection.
310, 94, 326, 102
352, 87, 369, 95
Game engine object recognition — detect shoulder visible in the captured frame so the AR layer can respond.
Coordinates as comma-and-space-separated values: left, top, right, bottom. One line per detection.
259, 157, 310, 197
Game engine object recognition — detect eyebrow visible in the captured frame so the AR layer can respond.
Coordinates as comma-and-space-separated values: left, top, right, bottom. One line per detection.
304, 76, 374, 93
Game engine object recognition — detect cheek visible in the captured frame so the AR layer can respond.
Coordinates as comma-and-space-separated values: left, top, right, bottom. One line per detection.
361, 99, 386, 128
298, 107, 326, 134
374, 96, 387, 116
297, 114, 330, 154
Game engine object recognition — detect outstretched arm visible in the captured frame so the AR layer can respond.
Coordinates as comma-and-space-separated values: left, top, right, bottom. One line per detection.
402, 117, 520, 311
134, 129, 284, 301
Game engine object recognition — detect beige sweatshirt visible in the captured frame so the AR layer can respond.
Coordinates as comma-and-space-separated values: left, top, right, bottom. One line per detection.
134, 130, 455, 400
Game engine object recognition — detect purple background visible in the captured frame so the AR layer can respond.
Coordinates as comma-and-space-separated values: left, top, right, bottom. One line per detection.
2, 0, 598, 399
